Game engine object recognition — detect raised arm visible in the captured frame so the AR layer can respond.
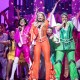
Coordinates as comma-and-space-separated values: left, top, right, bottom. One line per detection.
51, 0, 60, 14
15, 8, 21, 20
72, 11, 80, 29
47, 0, 60, 27
76, 11, 80, 19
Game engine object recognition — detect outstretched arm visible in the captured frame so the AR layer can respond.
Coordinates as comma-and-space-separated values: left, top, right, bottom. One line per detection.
34, 6, 39, 15
47, 0, 60, 27
76, 11, 80, 19
15, 8, 21, 20
51, 0, 60, 14
72, 11, 80, 29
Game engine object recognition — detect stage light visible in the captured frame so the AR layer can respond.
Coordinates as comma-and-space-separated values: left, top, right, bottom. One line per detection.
40, 1, 43, 4
31, 3, 33, 5
11, 2, 13, 5
72, 0, 75, 2
62, 8, 64, 9
42, 7, 45, 9
34, 0, 36, 2
27, 8, 29, 10
75, 4, 77, 5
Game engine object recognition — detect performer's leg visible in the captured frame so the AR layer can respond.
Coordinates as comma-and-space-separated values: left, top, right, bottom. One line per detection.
29, 42, 41, 80
54, 51, 64, 80
67, 51, 78, 80
63, 56, 69, 78
6, 60, 13, 80
10, 47, 21, 80
76, 59, 80, 75
22, 45, 32, 69
1, 57, 7, 80
42, 40, 55, 80
50, 53, 55, 65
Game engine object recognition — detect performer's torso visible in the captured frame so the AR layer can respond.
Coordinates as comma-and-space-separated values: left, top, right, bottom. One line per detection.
56, 21, 75, 50
33, 22, 47, 40
15, 27, 29, 45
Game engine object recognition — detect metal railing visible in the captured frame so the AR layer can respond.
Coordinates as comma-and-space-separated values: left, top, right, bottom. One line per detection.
0, 7, 9, 24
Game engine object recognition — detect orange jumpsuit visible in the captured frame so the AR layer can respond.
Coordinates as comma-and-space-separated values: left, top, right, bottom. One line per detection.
29, 20, 55, 80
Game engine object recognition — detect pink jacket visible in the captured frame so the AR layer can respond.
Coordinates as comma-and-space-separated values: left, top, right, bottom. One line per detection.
15, 26, 30, 44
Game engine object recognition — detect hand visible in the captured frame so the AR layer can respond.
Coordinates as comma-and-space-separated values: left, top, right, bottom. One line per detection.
0, 41, 6, 44
0, 41, 9, 45
3, 52, 7, 58
50, 35, 54, 39
58, 0, 60, 2
35, 6, 39, 14
18, 26, 22, 31
62, 20, 66, 26
63, 20, 66, 24
15, 8, 21, 14
51, 0, 60, 14
64, 68, 69, 78
56, 0, 60, 4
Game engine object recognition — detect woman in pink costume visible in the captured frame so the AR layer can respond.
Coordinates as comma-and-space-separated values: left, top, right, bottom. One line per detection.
10, 18, 32, 80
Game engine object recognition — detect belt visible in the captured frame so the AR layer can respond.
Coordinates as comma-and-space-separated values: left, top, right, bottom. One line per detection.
60, 38, 73, 43
36, 36, 47, 42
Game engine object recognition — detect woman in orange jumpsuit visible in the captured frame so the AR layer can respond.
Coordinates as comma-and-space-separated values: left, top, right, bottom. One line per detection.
29, 12, 55, 80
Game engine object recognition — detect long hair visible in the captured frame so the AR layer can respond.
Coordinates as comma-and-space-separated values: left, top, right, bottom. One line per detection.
36, 12, 46, 22
18, 17, 28, 27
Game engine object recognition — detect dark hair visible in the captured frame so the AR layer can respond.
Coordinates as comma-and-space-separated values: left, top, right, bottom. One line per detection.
9, 28, 15, 33
48, 27, 53, 30
18, 18, 28, 26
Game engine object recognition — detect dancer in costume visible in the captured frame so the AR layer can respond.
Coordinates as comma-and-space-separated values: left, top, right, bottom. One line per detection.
10, 18, 32, 80
47, 0, 60, 65
47, 27, 56, 65
6, 29, 15, 80
29, 12, 55, 80
0, 24, 9, 80
6, 28, 25, 80
72, 11, 80, 77
54, 12, 78, 80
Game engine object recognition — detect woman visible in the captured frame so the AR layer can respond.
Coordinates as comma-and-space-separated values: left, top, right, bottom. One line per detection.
10, 18, 32, 80
29, 12, 55, 80
6, 29, 15, 80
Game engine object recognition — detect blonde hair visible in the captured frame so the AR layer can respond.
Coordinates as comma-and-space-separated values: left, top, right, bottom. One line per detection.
36, 12, 46, 22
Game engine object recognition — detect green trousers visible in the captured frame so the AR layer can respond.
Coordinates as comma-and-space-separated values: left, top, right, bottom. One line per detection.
50, 53, 56, 65
54, 50, 78, 80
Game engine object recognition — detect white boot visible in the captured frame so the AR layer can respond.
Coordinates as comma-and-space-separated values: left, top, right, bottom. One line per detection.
75, 78, 79, 80
28, 58, 32, 69
10, 57, 19, 80
76, 59, 80, 69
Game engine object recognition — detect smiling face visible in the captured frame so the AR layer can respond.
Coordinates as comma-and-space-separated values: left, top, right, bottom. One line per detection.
61, 15, 68, 23
19, 19, 26, 26
37, 12, 45, 22
47, 28, 53, 36
10, 31, 15, 40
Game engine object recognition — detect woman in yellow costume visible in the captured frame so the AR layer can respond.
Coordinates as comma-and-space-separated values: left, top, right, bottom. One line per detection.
6, 29, 15, 80
6, 29, 25, 80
